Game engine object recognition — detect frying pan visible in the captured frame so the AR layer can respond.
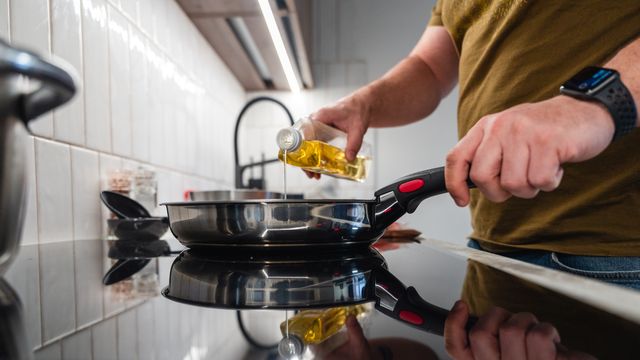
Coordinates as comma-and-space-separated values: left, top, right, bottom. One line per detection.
163, 166, 472, 248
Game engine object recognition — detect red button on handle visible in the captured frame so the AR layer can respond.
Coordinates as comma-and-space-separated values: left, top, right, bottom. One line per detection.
398, 179, 425, 193
399, 310, 424, 325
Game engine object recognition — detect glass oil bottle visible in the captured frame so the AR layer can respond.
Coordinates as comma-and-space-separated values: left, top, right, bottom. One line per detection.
276, 117, 371, 182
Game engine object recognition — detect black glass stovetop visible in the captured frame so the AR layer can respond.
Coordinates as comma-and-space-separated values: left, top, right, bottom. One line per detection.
4, 237, 640, 359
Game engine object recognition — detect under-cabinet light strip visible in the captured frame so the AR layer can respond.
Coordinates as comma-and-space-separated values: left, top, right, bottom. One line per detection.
257, 0, 302, 92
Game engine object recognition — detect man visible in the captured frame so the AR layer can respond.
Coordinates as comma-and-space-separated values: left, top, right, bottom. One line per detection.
310, 1, 640, 358
312, 2, 640, 281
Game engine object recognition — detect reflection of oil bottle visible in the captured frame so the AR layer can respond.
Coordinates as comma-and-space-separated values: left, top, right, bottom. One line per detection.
278, 304, 370, 358
277, 118, 371, 182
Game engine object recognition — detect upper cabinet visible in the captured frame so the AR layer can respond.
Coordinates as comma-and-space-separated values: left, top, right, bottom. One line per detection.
176, 0, 314, 91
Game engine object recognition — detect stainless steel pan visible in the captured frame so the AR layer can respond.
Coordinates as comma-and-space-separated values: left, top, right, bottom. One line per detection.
163, 167, 470, 248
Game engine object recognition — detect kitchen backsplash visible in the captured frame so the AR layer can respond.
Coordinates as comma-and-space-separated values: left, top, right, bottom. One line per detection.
1, 0, 248, 358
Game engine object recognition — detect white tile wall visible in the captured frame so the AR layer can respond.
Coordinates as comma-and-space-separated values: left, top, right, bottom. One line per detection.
135, 301, 155, 360
4, 0, 249, 357
4, 246, 42, 349
129, 26, 150, 162
0, 0, 9, 40
74, 240, 104, 327
116, 309, 138, 359
35, 138, 73, 244
61, 328, 92, 359
51, 0, 85, 145
39, 242, 76, 342
82, 0, 112, 152
108, 6, 132, 157
91, 316, 117, 360
35, 342, 62, 360
71, 147, 102, 240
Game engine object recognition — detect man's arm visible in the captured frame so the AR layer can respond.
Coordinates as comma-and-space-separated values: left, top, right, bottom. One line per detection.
313, 25, 459, 161
446, 36, 640, 205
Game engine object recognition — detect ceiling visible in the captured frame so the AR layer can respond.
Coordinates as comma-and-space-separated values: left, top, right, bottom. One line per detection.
176, 0, 314, 91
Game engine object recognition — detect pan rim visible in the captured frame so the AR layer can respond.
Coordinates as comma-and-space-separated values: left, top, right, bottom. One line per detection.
162, 198, 377, 206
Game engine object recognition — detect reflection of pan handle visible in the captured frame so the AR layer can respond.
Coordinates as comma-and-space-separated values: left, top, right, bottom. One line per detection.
374, 267, 477, 335
390, 286, 477, 335
375, 166, 475, 214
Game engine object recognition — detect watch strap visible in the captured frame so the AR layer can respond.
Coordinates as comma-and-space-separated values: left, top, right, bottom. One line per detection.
594, 78, 637, 140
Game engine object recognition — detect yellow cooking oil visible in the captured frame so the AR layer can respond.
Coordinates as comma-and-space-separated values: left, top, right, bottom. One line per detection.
278, 140, 368, 182
279, 305, 368, 345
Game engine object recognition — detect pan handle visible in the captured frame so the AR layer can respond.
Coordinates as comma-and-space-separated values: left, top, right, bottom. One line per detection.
374, 267, 477, 335
373, 167, 475, 231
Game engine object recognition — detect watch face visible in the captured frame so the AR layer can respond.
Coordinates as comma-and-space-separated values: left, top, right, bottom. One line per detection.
563, 66, 617, 93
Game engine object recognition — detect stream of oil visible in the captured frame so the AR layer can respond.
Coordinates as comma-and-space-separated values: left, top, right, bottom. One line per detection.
283, 149, 288, 200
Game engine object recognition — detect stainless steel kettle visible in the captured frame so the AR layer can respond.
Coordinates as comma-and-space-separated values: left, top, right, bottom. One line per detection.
0, 39, 76, 275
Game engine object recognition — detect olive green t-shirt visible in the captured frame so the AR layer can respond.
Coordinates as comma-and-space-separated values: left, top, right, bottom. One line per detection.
429, 0, 640, 255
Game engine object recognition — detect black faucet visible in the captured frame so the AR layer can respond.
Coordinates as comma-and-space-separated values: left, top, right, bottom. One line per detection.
234, 96, 295, 189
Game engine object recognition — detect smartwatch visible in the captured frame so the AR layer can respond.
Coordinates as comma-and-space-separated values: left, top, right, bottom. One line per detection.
560, 66, 637, 140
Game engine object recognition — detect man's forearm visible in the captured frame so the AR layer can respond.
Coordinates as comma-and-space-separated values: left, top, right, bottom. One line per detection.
352, 55, 446, 128
606, 35, 640, 126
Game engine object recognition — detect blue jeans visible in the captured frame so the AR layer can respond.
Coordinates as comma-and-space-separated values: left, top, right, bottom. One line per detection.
467, 240, 640, 290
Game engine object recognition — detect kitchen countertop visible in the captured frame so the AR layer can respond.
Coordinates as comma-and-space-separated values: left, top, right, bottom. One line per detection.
4, 237, 640, 359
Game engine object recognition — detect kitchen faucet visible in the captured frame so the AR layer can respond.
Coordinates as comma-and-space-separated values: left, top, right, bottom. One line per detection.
234, 96, 295, 189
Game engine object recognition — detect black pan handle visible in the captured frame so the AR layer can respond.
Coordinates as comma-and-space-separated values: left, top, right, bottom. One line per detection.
0, 39, 76, 121
375, 166, 475, 214
372, 167, 475, 232
374, 267, 477, 335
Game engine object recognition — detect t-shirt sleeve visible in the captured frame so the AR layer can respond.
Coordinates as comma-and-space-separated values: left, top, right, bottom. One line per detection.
428, 0, 444, 26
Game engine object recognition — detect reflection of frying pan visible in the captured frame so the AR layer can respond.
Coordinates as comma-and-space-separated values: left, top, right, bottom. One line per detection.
164, 167, 474, 248
162, 247, 476, 335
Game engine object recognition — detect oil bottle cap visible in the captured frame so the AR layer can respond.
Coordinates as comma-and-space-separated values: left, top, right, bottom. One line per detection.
278, 335, 305, 359
276, 128, 302, 151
